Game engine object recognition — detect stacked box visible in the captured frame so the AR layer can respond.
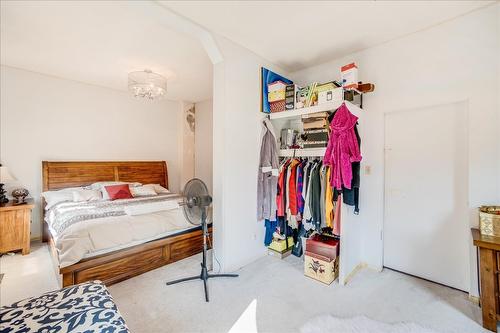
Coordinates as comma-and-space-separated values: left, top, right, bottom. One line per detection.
341, 62, 358, 89
285, 84, 297, 110
304, 251, 339, 285
268, 237, 294, 252
268, 80, 287, 113
306, 234, 339, 259
270, 100, 285, 113
268, 248, 292, 259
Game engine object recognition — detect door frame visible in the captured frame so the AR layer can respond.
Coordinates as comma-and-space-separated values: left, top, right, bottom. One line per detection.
381, 99, 470, 290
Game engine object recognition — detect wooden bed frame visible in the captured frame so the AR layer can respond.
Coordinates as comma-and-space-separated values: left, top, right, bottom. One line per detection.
42, 161, 210, 287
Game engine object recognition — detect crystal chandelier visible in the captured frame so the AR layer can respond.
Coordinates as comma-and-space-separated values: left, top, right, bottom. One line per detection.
128, 69, 167, 100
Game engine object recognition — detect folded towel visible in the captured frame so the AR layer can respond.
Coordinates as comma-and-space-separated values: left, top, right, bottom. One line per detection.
124, 201, 180, 216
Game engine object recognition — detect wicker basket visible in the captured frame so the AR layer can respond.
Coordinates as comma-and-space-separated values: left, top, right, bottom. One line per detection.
479, 206, 500, 236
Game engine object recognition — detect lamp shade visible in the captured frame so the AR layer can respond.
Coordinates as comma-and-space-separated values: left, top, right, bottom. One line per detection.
0, 166, 16, 183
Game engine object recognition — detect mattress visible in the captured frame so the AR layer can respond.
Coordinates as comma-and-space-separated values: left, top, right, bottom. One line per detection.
45, 195, 194, 268
0, 280, 129, 333
81, 224, 199, 259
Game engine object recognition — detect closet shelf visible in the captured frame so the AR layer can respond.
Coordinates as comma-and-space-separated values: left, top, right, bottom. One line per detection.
269, 100, 343, 120
279, 148, 326, 157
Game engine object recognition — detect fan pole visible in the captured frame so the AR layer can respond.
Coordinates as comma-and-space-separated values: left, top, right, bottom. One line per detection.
201, 208, 209, 301
166, 204, 238, 302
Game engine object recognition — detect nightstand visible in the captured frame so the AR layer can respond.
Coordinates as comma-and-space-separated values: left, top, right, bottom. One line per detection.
0, 199, 34, 255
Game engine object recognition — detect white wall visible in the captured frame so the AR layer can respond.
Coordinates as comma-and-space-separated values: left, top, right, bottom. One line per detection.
212, 36, 289, 272
291, 3, 500, 295
179, 102, 195, 189
498, 4, 500, 204
0, 66, 183, 238
194, 99, 213, 194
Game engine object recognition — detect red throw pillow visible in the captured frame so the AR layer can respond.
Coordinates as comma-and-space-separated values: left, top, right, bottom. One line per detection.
105, 184, 133, 200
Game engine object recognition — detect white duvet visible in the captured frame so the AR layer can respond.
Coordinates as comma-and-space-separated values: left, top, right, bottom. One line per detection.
52, 207, 192, 268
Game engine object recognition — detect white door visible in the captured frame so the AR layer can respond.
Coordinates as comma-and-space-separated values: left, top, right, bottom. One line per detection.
383, 102, 469, 291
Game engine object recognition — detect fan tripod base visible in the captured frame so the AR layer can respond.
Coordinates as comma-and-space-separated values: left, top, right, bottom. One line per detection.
166, 263, 238, 302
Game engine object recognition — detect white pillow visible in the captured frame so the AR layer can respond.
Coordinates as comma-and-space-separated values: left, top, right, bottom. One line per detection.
42, 187, 83, 209
145, 184, 170, 194
89, 181, 142, 190
72, 189, 102, 202
130, 185, 157, 197
90, 181, 142, 200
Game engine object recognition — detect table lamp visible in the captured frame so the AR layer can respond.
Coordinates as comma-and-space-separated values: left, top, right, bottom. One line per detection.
0, 164, 16, 204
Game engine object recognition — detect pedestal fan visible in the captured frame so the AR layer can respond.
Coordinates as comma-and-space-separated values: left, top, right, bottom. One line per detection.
166, 178, 238, 302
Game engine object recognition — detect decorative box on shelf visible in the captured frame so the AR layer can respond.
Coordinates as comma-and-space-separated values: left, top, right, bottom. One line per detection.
304, 251, 339, 285
270, 100, 286, 113
268, 80, 287, 113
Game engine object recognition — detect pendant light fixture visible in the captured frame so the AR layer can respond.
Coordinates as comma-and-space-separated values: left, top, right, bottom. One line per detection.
128, 69, 167, 100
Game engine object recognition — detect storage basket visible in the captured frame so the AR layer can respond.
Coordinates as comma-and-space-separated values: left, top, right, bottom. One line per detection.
479, 206, 500, 236
270, 100, 285, 113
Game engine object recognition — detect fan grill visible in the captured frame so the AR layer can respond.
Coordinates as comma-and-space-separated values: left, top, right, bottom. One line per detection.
182, 178, 209, 226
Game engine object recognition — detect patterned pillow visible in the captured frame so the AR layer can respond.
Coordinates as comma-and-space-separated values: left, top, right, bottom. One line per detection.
0, 280, 129, 333
104, 184, 133, 200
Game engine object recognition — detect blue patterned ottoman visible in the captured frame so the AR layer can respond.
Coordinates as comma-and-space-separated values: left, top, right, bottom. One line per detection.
0, 280, 129, 333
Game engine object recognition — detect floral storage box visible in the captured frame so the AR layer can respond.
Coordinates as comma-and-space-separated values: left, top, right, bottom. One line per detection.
304, 251, 339, 285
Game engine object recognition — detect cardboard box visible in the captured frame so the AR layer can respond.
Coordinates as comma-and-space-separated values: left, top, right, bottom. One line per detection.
268, 247, 293, 259
267, 80, 288, 93
268, 89, 286, 102
304, 251, 339, 285
285, 84, 297, 110
341, 63, 358, 89
318, 87, 343, 105
269, 237, 294, 252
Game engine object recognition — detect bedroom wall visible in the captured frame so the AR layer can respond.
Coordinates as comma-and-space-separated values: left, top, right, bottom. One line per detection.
498, 4, 500, 205
212, 36, 289, 272
0, 65, 184, 239
179, 102, 195, 189
290, 3, 500, 295
194, 99, 213, 194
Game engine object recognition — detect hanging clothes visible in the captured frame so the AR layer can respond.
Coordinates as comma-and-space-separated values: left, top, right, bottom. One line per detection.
302, 161, 314, 230
320, 165, 327, 229
257, 118, 279, 221
330, 110, 362, 214
277, 159, 291, 217
309, 161, 322, 230
296, 162, 305, 216
332, 193, 341, 236
325, 167, 334, 228
287, 160, 300, 229
323, 103, 362, 190
264, 219, 278, 246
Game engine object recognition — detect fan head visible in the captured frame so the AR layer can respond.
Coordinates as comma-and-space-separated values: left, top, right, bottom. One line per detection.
182, 178, 211, 226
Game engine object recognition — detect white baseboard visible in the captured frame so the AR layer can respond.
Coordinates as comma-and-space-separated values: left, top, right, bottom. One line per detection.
468, 294, 480, 305
341, 262, 367, 285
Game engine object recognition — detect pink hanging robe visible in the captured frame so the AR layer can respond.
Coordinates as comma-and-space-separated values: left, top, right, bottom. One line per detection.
323, 103, 362, 190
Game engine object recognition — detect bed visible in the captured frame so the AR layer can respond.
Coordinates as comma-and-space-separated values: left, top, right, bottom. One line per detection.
0, 280, 129, 333
42, 161, 211, 287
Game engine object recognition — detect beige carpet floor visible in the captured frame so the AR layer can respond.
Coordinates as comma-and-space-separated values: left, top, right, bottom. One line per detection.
0, 242, 489, 333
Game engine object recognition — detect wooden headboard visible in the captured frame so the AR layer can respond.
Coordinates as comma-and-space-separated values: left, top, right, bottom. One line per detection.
42, 161, 168, 191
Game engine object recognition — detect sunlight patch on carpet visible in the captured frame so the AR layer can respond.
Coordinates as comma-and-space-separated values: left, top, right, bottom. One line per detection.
228, 299, 258, 333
